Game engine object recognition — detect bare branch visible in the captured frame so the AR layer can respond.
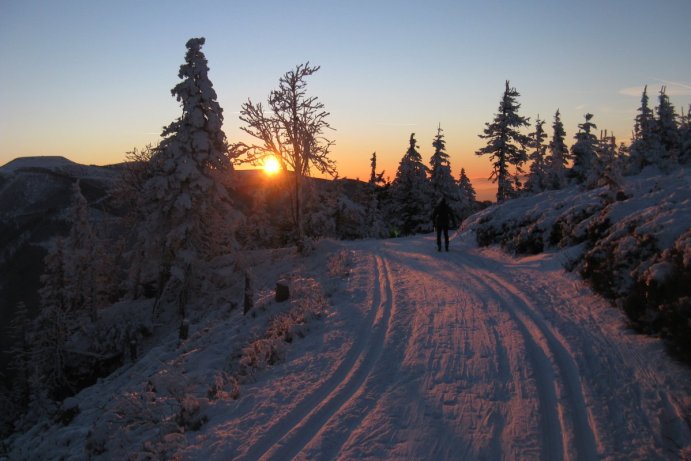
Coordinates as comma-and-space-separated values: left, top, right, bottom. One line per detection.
235, 63, 336, 251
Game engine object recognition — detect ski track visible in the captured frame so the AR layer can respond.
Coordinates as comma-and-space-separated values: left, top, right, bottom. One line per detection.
222, 235, 689, 460
240, 254, 395, 461
461, 260, 598, 460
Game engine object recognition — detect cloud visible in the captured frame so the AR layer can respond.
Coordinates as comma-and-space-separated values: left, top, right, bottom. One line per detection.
619, 85, 646, 97
620, 80, 691, 97
375, 122, 417, 127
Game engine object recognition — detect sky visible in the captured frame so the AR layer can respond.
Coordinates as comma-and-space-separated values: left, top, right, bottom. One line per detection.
1, 0, 690, 200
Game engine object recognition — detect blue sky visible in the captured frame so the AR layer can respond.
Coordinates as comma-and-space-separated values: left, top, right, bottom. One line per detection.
1, 0, 690, 194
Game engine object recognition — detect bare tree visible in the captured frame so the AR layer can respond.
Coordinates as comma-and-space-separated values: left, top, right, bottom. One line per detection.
237, 63, 336, 252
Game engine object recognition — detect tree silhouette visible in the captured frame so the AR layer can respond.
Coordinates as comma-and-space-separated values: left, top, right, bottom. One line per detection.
476, 81, 530, 201
239, 63, 335, 253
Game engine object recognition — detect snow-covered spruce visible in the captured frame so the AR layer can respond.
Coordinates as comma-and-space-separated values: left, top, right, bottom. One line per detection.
429, 125, 461, 214
457, 167, 478, 220
131, 37, 238, 314
545, 109, 570, 190
525, 116, 549, 193
389, 133, 432, 235
476, 81, 530, 202
569, 113, 599, 186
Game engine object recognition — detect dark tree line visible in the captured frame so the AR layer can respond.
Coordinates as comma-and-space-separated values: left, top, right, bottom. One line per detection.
476, 82, 691, 202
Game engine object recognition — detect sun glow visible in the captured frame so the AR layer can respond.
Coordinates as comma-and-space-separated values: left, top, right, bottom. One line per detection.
263, 156, 281, 175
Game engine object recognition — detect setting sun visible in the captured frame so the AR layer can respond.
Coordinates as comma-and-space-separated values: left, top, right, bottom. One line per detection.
263, 156, 281, 175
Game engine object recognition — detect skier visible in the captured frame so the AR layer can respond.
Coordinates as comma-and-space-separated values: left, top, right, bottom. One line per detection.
431, 197, 456, 252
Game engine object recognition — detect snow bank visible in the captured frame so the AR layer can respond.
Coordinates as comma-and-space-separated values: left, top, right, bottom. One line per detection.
463, 166, 691, 362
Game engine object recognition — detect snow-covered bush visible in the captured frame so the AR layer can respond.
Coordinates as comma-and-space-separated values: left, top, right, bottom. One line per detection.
464, 166, 691, 363
622, 229, 691, 362
84, 370, 208, 459
175, 394, 207, 431
239, 337, 286, 373
472, 185, 605, 255
207, 371, 240, 401
234, 277, 328, 384
580, 223, 658, 302
333, 194, 367, 240
327, 249, 353, 278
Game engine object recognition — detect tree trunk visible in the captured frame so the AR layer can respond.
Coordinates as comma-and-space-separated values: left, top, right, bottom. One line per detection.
294, 161, 305, 253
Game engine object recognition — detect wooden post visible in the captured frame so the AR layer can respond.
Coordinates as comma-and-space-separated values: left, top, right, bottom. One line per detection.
275, 280, 290, 302
244, 272, 253, 315
129, 338, 137, 361
179, 318, 189, 340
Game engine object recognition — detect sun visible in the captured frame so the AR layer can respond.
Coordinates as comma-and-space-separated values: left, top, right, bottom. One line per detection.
263, 156, 281, 175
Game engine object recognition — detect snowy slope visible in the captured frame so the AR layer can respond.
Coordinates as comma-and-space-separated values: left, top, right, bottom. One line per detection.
0, 157, 121, 373
6, 234, 690, 460
461, 166, 691, 363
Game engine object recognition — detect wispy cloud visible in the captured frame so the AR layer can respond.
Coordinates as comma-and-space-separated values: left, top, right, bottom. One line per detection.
619, 85, 646, 97
620, 79, 691, 97
375, 122, 417, 127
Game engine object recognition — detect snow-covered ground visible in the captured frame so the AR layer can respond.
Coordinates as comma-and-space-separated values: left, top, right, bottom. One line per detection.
6, 232, 690, 460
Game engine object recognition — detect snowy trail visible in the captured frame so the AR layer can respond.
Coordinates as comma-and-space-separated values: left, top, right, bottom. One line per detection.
192, 234, 690, 460
240, 255, 395, 461
458, 256, 598, 460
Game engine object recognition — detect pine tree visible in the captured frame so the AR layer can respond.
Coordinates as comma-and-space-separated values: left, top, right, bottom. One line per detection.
458, 168, 476, 203
369, 152, 378, 185
476, 81, 530, 202
595, 130, 623, 192
366, 152, 386, 237
390, 133, 432, 235
7, 302, 32, 410
63, 181, 98, 320
135, 37, 237, 316
680, 105, 691, 164
525, 116, 548, 193
545, 109, 569, 189
457, 167, 477, 219
656, 86, 680, 164
629, 85, 663, 172
429, 125, 461, 210
34, 238, 72, 397
570, 113, 599, 185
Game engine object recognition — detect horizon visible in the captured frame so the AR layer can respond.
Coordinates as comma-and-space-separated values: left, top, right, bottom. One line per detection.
0, 154, 501, 202
1, 0, 690, 198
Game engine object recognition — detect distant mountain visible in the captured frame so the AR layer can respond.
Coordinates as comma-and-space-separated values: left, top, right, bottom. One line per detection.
0, 157, 122, 371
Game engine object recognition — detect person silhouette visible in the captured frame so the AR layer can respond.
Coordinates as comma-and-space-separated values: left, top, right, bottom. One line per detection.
431, 197, 455, 252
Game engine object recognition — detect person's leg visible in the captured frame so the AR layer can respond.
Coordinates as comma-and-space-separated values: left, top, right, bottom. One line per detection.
436, 227, 442, 251
444, 226, 449, 251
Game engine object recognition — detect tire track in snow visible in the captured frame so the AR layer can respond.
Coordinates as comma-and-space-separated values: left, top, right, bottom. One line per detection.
240, 254, 394, 461
463, 261, 598, 461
